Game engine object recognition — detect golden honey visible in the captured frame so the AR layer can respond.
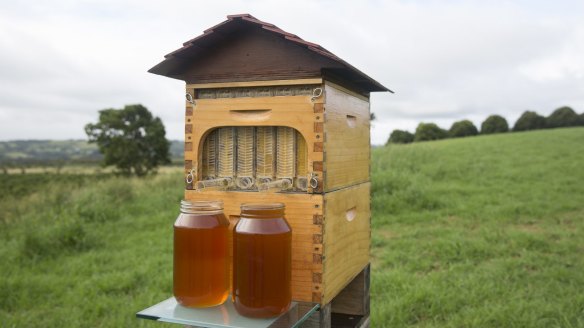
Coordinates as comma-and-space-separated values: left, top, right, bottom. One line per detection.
233, 203, 292, 318
173, 200, 229, 308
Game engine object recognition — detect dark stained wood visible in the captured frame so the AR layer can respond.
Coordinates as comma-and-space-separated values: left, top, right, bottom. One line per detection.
181, 27, 343, 84
301, 303, 331, 328
331, 264, 370, 316
149, 14, 391, 93
330, 313, 365, 328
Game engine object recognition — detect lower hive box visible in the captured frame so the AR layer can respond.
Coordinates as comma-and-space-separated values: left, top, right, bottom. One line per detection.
185, 182, 371, 304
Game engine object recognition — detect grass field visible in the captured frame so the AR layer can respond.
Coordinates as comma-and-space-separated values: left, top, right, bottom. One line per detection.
0, 127, 583, 327
371, 127, 584, 327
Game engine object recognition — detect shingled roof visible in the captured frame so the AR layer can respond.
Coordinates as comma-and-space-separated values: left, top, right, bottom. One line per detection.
149, 14, 391, 93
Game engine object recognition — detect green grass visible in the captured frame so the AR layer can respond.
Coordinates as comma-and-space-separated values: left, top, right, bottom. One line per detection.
371, 127, 584, 327
0, 127, 583, 327
0, 172, 182, 327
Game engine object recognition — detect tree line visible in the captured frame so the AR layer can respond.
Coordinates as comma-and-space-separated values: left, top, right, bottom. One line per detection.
387, 106, 584, 144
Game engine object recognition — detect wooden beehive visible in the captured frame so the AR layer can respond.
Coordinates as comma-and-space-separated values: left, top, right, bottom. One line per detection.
149, 14, 390, 305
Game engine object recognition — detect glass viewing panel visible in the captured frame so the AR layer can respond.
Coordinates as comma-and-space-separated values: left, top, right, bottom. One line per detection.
197, 127, 309, 192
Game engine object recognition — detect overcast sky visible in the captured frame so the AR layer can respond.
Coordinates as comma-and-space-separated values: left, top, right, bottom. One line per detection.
1, 0, 583, 145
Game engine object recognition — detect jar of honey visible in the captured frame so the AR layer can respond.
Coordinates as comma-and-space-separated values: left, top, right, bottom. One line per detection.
233, 203, 292, 318
173, 200, 229, 308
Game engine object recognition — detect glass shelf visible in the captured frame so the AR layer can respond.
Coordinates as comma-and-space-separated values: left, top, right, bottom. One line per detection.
136, 297, 320, 328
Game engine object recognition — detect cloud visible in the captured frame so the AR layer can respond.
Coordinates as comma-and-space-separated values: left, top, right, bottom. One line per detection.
0, 0, 583, 144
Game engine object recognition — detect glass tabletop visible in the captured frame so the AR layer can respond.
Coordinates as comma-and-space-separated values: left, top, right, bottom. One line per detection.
136, 297, 320, 328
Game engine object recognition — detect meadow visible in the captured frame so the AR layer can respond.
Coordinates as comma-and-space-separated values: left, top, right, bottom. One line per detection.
0, 127, 583, 327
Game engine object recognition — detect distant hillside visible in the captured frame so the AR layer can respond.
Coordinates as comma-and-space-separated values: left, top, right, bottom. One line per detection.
0, 140, 184, 165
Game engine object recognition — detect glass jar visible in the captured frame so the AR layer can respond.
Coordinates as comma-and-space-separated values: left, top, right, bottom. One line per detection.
173, 200, 229, 308
233, 203, 292, 318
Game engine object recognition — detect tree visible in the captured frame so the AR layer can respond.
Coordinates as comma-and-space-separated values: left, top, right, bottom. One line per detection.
481, 115, 509, 134
85, 104, 170, 176
387, 130, 414, 144
370, 112, 376, 121
580, 112, 584, 126
449, 120, 478, 138
513, 111, 546, 132
546, 106, 580, 128
414, 123, 448, 142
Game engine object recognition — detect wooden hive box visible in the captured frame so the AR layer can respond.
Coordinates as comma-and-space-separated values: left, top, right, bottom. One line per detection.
149, 14, 390, 305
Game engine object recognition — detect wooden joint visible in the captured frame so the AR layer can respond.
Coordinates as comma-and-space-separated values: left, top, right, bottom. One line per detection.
313, 103, 324, 113
185, 160, 193, 170
186, 181, 193, 190
313, 214, 324, 225
313, 234, 323, 244
313, 254, 323, 264
313, 161, 323, 172
185, 106, 193, 116
313, 142, 323, 152
184, 142, 193, 151
314, 122, 324, 133
185, 124, 193, 134
313, 272, 323, 283
313, 284, 322, 292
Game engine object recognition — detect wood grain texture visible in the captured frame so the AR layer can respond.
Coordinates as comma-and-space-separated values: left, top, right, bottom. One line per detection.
181, 28, 343, 84
322, 183, 371, 304
185, 190, 324, 302
184, 91, 325, 190
331, 264, 370, 316
323, 82, 371, 192
181, 79, 372, 306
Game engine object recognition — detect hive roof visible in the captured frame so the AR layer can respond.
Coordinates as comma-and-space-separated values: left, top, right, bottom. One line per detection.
149, 14, 391, 93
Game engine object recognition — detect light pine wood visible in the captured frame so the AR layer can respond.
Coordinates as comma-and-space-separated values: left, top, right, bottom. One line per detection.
184, 93, 325, 188
182, 79, 372, 307
185, 189, 324, 302
321, 182, 371, 304
322, 82, 371, 192
324, 80, 370, 102
187, 78, 323, 89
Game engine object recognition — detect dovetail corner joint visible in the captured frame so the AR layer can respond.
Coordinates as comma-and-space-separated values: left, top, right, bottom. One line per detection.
314, 103, 324, 113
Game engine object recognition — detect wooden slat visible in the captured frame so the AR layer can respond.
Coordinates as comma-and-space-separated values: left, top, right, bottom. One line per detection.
323, 82, 371, 192
331, 264, 370, 316
187, 78, 323, 89
322, 183, 371, 304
